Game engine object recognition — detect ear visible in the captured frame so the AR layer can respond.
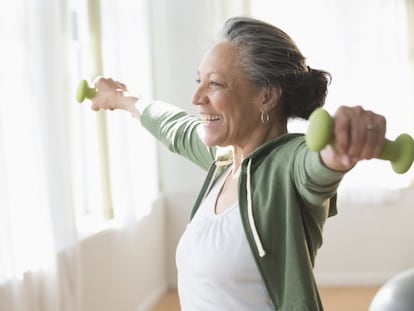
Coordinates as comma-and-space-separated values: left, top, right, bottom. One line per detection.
260, 86, 282, 113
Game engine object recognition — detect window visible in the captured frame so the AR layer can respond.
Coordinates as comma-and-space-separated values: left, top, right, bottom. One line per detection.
68, 0, 158, 231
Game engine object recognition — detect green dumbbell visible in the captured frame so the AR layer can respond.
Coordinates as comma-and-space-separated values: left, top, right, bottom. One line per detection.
306, 108, 414, 174
76, 80, 96, 103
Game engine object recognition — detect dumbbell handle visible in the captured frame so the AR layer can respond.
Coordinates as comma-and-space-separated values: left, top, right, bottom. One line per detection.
306, 108, 414, 174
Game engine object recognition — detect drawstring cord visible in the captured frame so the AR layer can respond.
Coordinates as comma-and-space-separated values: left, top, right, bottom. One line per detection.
246, 159, 266, 258
207, 156, 266, 258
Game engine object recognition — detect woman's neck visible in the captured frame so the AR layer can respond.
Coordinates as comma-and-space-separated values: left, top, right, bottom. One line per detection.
231, 122, 287, 173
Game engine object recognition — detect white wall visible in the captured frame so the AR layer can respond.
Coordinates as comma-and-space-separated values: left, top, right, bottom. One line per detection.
80, 198, 167, 311
315, 187, 414, 286
149, 0, 209, 197
148, 0, 414, 290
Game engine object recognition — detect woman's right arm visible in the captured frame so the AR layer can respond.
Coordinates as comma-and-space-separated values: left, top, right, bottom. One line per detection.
140, 101, 216, 170
90, 77, 216, 170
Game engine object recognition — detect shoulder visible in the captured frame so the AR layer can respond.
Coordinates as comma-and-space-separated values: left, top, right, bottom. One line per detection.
250, 133, 306, 162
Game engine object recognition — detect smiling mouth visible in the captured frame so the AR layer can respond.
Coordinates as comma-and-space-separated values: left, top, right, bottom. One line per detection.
200, 114, 223, 122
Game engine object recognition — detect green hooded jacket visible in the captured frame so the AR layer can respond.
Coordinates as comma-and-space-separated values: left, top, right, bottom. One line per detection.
141, 101, 345, 310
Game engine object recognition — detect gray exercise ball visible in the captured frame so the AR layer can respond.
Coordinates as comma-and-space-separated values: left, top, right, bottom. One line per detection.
369, 268, 414, 311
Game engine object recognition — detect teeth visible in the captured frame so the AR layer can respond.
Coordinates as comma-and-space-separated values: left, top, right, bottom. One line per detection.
201, 114, 222, 121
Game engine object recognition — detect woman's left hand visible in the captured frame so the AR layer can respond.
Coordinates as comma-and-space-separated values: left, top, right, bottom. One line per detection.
320, 105, 386, 171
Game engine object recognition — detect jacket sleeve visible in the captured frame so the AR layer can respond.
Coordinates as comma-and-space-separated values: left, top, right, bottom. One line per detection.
291, 139, 345, 215
140, 101, 216, 171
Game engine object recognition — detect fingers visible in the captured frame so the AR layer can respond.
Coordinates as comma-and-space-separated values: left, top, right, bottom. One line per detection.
114, 80, 127, 91
91, 103, 100, 111
90, 77, 128, 111
332, 105, 386, 163
361, 113, 386, 159
94, 77, 127, 91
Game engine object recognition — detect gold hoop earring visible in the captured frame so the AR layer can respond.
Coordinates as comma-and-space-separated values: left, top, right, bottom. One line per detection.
261, 111, 270, 124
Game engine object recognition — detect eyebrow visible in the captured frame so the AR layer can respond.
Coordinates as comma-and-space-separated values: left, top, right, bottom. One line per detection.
196, 70, 223, 78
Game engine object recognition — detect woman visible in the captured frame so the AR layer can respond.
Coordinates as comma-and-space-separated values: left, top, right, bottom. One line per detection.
91, 17, 385, 311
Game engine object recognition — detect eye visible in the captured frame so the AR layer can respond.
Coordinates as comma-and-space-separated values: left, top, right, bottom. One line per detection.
209, 80, 222, 87
195, 78, 201, 84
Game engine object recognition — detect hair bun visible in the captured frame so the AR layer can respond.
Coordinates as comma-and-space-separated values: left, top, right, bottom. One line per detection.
281, 68, 331, 120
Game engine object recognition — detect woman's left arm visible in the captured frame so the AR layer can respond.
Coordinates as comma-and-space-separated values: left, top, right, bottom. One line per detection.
320, 105, 386, 171
292, 105, 385, 208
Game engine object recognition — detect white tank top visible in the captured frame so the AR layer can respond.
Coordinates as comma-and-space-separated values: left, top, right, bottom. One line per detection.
176, 170, 274, 310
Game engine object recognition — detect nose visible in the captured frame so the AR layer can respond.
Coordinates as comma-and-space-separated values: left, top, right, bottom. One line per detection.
192, 84, 208, 106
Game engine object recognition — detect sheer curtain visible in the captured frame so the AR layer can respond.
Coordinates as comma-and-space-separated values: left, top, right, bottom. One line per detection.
0, 0, 81, 311
0, 0, 157, 309
69, 0, 158, 230
98, 0, 158, 224
250, 0, 414, 202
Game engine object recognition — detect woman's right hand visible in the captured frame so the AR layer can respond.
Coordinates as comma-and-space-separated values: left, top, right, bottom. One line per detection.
91, 77, 141, 119
320, 105, 386, 171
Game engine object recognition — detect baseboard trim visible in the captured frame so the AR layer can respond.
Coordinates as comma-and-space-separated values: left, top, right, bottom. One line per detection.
136, 282, 169, 311
315, 272, 394, 286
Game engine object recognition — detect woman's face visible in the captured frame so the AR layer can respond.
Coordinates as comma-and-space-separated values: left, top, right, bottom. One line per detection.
192, 41, 263, 148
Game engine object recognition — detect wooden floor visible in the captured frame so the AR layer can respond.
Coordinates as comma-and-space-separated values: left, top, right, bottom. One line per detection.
152, 286, 381, 311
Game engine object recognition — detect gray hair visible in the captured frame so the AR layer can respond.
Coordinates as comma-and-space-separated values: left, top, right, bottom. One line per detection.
219, 16, 331, 120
